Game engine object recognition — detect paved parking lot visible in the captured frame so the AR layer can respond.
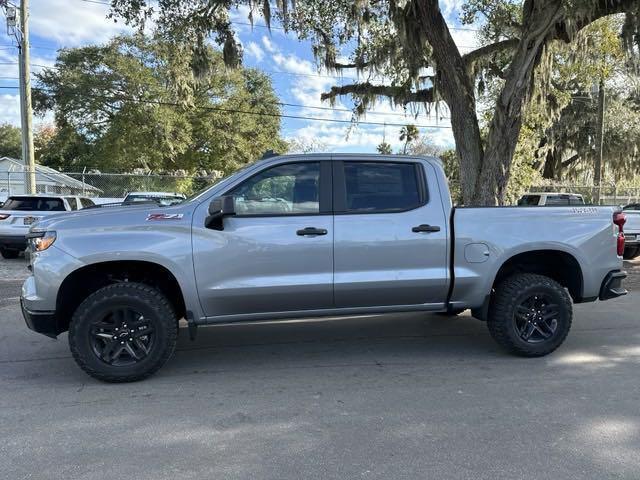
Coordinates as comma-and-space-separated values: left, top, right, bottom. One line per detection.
1, 257, 639, 479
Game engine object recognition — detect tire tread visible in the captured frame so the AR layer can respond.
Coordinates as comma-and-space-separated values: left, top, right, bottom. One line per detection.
68, 282, 177, 383
487, 273, 572, 357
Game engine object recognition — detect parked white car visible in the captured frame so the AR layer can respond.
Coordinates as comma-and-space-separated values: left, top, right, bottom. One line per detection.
517, 192, 585, 206
622, 204, 640, 259
123, 191, 186, 206
0, 194, 95, 258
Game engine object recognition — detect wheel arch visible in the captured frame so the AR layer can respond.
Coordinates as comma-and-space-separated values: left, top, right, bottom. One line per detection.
492, 249, 584, 301
56, 260, 187, 334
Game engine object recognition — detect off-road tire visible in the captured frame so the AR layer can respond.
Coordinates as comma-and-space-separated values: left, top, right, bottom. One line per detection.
0, 247, 20, 259
69, 282, 178, 382
487, 273, 572, 357
623, 246, 640, 260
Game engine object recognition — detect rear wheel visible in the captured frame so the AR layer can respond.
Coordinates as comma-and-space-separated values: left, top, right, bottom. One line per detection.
487, 273, 572, 357
68, 282, 178, 382
623, 246, 640, 260
0, 247, 20, 259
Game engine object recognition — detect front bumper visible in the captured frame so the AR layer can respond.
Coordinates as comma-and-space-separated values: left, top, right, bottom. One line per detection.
0, 234, 27, 250
21, 298, 59, 338
599, 270, 627, 301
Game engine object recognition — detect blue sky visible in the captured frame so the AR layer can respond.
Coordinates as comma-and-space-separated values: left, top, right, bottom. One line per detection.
0, 0, 479, 153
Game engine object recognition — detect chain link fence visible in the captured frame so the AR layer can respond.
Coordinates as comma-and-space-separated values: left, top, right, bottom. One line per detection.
2, 167, 640, 207
1, 169, 220, 204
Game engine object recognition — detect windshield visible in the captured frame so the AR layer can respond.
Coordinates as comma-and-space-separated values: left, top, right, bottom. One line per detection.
182, 163, 258, 204
3, 196, 65, 211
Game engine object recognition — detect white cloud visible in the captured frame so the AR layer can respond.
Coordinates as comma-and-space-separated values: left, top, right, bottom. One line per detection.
245, 42, 265, 62
262, 35, 278, 53
29, 0, 131, 47
0, 94, 20, 126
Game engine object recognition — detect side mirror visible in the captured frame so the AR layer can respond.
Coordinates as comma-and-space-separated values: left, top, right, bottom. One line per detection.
205, 195, 236, 230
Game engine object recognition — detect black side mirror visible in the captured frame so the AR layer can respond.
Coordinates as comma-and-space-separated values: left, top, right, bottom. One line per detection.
205, 195, 236, 230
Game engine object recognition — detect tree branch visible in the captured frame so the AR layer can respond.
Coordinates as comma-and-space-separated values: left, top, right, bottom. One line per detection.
462, 38, 520, 66
553, 0, 640, 42
562, 153, 581, 167
320, 82, 434, 104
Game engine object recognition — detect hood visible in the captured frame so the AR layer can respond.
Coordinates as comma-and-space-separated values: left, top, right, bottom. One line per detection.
33, 203, 192, 232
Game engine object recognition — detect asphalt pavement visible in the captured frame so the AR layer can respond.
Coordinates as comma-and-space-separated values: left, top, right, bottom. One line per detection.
1, 257, 639, 479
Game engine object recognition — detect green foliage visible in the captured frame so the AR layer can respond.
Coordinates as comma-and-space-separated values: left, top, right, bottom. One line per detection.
0, 123, 21, 159
34, 35, 286, 175
399, 124, 419, 154
376, 141, 392, 154
516, 17, 640, 185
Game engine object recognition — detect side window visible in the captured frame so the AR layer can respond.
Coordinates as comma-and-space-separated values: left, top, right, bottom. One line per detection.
568, 195, 584, 205
66, 197, 78, 210
80, 198, 95, 208
545, 195, 569, 206
228, 162, 320, 215
343, 162, 423, 213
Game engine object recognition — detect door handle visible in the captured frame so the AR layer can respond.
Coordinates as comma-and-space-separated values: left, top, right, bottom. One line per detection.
297, 227, 328, 236
412, 224, 441, 233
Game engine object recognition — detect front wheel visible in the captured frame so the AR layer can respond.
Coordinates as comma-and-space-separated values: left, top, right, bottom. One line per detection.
69, 283, 178, 382
487, 273, 572, 357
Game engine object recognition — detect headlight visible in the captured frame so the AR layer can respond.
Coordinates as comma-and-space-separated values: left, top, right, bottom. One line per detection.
27, 231, 57, 252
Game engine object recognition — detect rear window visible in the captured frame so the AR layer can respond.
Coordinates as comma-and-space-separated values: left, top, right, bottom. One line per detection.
80, 198, 95, 208
3, 197, 65, 211
66, 197, 78, 210
545, 196, 568, 205
343, 162, 423, 213
544, 195, 584, 206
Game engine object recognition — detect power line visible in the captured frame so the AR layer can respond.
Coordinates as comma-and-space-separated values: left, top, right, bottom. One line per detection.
0, 85, 453, 129
0, 82, 450, 119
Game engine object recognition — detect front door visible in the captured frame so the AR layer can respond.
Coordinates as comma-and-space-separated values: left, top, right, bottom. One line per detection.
192, 160, 334, 318
332, 158, 449, 308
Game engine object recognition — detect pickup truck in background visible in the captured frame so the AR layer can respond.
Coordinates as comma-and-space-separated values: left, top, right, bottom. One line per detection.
517, 192, 585, 206
21, 154, 627, 382
0, 195, 95, 258
622, 204, 640, 259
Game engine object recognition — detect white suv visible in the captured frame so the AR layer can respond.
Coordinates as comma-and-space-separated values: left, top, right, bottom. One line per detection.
0, 195, 95, 258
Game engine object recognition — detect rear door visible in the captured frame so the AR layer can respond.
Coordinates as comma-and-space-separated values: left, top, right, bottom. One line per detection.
332, 158, 449, 308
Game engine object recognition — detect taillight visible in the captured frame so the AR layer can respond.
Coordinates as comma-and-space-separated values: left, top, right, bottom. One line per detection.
614, 212, 626, 256
0, 214, 10, 220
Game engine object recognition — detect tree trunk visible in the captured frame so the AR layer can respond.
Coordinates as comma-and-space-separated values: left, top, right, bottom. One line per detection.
474, 2, 564, 205
542, 147, 562, 179
412, 0, 483, 205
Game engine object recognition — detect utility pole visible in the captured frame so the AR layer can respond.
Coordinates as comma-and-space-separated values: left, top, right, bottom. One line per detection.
18, 0, 35, 193
594, 77, 605, 205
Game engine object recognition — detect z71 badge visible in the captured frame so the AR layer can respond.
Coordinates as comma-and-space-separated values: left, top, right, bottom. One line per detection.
146, 213, 184, 221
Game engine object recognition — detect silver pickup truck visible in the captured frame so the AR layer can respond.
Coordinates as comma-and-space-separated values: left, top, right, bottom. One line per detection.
21, 154, 627, 382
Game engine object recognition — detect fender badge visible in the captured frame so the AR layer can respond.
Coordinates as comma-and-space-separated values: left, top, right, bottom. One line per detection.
147, 213, 184, 221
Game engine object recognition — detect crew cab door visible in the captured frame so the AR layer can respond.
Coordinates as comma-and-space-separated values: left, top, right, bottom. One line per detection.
332, 158, 449, 308
192, 160, 334, 318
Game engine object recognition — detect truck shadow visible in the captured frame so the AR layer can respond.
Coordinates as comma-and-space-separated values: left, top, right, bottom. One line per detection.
166, 312, 505, 375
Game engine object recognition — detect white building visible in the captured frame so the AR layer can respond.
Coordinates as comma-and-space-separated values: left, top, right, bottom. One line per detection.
0, 157, 101, 200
